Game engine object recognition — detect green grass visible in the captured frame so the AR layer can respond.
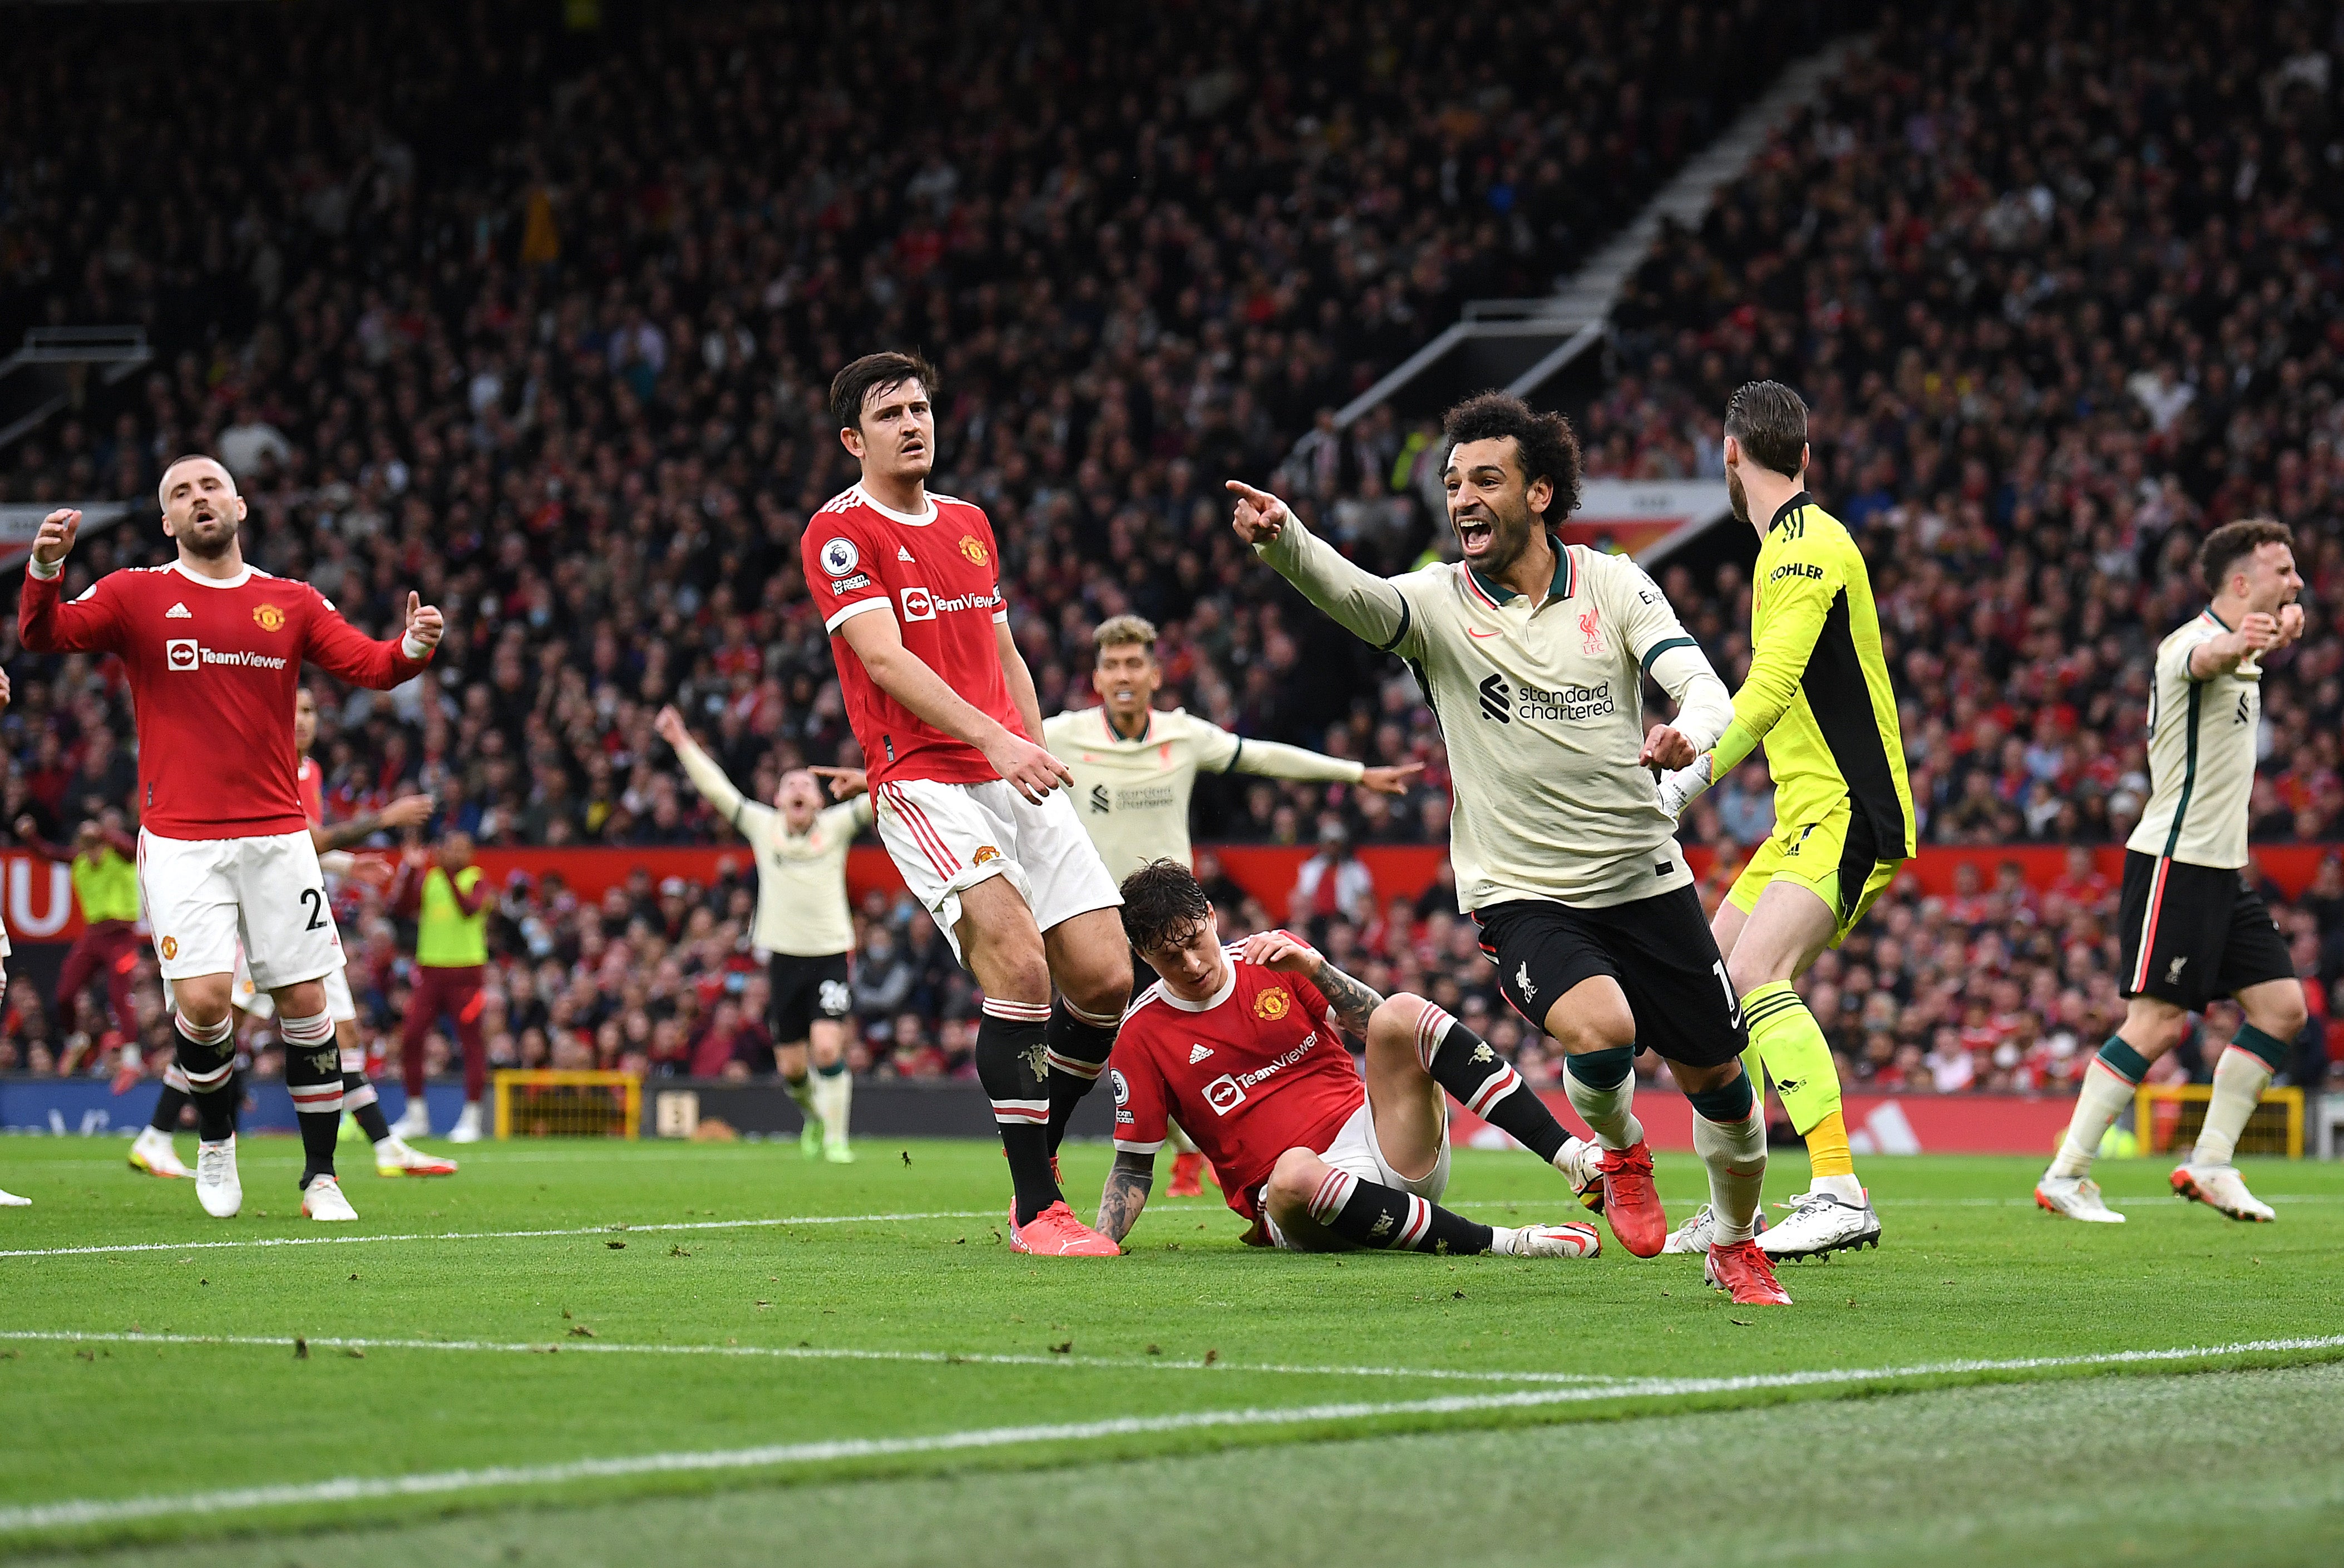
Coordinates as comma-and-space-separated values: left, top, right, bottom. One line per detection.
2, 1137, 2340, 1561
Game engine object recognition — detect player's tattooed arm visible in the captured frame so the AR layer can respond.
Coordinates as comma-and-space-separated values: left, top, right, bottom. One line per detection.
1310, 958, 1385, 1037
1096, 1150, 1156, 1243
310, 793, 435, 852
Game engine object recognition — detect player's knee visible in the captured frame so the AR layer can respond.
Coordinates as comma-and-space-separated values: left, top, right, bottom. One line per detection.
1544, 995, 1635, 1056
1264, 1147, 1328, 1210
1366, 994, 1426, 1055
2247, 986, 2308, 1043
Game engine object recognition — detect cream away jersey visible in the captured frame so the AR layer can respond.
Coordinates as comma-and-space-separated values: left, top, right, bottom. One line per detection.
675, 740, 874, 956
1040, 704, 1364, 879
1257, 513, 1731, 910
2126, 608, 2260, 870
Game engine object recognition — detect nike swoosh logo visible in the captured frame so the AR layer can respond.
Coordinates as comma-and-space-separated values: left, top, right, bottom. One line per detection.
1467, 627, 1501, 639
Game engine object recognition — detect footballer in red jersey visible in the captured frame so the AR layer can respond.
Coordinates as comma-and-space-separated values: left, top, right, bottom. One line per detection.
808, 352, 1130, 1258
19, 456, 444, 1224
1096, 860, 1602, 1259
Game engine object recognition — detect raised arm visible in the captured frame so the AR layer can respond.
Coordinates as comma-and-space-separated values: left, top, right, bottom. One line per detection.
1095, 1148, 1156, 1244
2186, 613, 2287, 679
654, 704, 755, 829
1228, 481, 1422, 659
835, 609, 1070, 803
10, 817, 71, 864
18, 509, 127, 655
302, 589, 439, 691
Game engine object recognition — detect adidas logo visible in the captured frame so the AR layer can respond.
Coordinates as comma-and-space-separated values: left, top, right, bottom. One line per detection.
897, 546, 916, 561
1187, 1044, 1212, 1064
165, 603, 191, 619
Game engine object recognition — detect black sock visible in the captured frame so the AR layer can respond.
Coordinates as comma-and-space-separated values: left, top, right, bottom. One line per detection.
1305, 1166, 1493, 1255
150, 1063, 191, 1135
977, 999, 1060, 1225
1416, 1002, 1570, 1163
280, 1010, 343, 1186
172, 1012, 239, 1142
344, 1072, 393, 1145
1043, 999, 1119, 1153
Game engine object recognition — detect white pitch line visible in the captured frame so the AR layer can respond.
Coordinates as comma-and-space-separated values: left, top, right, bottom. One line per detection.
6, 1334, 2341, 1534
0, 1210, 1004, 1260
0, 1330, 1617, 1386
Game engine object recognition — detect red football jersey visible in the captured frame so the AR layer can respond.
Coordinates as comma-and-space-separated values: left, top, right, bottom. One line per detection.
803, 485, 1023, 786
18, 560, 428, 839
296, 756, 324, 827
1112, 946, 1366, 1221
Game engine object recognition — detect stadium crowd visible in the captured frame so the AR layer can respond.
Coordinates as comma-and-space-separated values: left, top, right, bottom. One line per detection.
1, 0, 2342, 1104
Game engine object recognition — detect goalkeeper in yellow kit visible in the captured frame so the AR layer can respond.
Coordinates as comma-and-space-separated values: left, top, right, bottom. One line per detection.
1656, 381, 1914, 1261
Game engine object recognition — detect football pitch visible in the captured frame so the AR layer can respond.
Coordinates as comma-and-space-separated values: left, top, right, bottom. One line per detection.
3, 1139, 2341, 1565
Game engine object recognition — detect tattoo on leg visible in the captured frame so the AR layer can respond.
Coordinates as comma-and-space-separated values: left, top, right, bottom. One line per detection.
1096, 1150, 1154, 1242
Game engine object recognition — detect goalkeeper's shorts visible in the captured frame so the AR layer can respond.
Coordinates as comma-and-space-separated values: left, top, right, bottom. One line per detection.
1726, 796, 1900, 949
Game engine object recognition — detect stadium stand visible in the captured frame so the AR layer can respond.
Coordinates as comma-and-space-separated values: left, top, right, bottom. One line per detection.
0, 1, 2337, 1106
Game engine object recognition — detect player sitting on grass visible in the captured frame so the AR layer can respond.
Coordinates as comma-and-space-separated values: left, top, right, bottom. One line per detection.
1094, 859, 1600, 1258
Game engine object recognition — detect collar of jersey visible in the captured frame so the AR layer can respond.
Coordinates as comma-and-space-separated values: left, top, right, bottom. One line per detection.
1102, 706, 1154, 745
1464, 533, 1571, 609
170, 560, 254, 590
1767, 490, 1814, 534
854, 482, 936, 526
1158, 954, 1239, 1013
2200, 606, 2233, 632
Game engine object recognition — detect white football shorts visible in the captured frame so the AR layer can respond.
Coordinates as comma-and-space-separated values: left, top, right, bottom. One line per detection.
872, 777, 1120, 961
138, 828, 342, 992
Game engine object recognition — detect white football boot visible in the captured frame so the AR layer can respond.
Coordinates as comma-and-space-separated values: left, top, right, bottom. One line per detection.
195, 1136, 243, 1218
129, 1126, 191, 1179
2035, 1172, 2125, 1222
1493, 1222, 1602, 1258
1661, 1202, 1716, 1254
390, 1098, 432, 1139
1558, 1136, 1605, 1213
0, 1187, 29, 1206
447, 1102, 485, 1144
2170, 1163, 2275, 1222
300, 1173, 359, 1222
373, 1136, 459, 1177
1757, 1189, 1883, 1260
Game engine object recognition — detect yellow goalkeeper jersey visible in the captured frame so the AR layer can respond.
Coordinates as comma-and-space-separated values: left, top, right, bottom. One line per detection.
1716, 492, 1914, 857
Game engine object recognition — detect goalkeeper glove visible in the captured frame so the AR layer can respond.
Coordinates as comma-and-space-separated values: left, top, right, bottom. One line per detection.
1655, 752, 1716, 821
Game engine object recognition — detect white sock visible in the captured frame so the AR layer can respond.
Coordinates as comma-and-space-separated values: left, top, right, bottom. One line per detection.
1563, 1062, 1643, 1151
784, 1073, 818, 1120
2192, 1046, 2274, 1167
1693, 1112, 1766, 1245
1808, 1172, 1866, 1203
812, 1067, 852, 1146
1551, 1135, 1590, 1175
2048, 1059, 2136, 1179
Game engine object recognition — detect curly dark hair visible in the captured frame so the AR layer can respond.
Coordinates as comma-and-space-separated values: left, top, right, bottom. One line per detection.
2198, 517, 2293, 593
829, 350, 939, 432
1441, 392, 1583, 525
1118, 858, 1213, 954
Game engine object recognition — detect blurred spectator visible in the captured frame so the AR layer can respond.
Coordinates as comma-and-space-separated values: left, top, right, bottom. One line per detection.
1291, 822, 1376, 926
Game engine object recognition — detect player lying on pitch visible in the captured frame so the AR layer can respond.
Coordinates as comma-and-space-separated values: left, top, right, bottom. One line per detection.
1094, 859, 1602, 1258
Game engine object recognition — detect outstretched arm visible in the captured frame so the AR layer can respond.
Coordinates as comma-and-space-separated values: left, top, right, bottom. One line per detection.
310, 793, 433, 853
302, 590, 440, 691
1096, 1149, 1156, 1244
1228, 481, 1422, 660
18, 509, 127, 654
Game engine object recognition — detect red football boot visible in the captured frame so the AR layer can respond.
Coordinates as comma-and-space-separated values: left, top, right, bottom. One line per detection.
1597, 1140, 1667, 1256
1168, 1151, 1207, 1197
1705, 1239, 1794, 1305
1009, 1201, 1120, 1256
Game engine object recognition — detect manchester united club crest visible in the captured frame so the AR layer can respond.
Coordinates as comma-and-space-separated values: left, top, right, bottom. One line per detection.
1254, 988, 1290, 1021
253, 603, 286, 632
958, 535, 989, 566
973, 845, 1001, 865
160, 935, 178, 960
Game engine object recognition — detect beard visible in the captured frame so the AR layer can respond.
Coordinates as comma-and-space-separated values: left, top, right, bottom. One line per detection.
1726, 465, 1749, 524
176, 517, 238, 560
